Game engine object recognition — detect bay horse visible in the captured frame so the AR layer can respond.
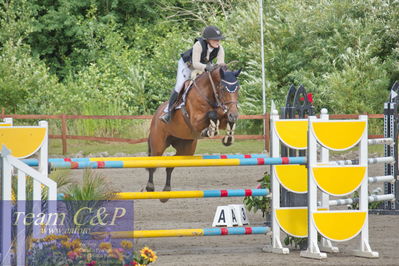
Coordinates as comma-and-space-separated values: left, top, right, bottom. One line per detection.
147, 65, 241, 202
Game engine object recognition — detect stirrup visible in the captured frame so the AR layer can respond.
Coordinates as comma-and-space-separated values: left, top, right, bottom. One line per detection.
160, 112, 171, 123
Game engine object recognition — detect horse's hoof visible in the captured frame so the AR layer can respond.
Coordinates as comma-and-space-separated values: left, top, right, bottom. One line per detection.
146, 183, 155, 192
201, 128, 215, 138
160, 187, 171, 203
222, 135, 234, 146
201, 128, 209, 137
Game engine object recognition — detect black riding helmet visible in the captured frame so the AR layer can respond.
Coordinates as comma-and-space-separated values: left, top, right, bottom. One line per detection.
202, 26, 225, 40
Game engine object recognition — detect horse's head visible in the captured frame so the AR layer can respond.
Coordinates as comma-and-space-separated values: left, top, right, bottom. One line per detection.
211, 66, 241, 123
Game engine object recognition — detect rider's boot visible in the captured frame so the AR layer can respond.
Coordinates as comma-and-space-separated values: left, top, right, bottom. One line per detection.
160, 91, 179, 123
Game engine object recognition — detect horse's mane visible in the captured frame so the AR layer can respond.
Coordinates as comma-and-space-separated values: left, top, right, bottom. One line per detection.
194, 64, 228, 82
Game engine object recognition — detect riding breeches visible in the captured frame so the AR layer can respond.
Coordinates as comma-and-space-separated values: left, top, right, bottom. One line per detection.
174, 58, 192, 93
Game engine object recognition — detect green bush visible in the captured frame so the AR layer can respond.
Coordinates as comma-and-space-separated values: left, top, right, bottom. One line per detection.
243, 173, 271, 219
1, 0, 398, 120
223, 0, 398, 114
0, 41, 64, 114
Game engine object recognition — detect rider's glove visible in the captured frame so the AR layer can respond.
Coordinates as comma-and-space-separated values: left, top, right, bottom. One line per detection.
205, 62, 214, 72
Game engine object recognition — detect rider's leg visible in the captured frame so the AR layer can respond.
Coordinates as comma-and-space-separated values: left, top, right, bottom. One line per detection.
160, 90, 179, 123
160, 58, 191, 123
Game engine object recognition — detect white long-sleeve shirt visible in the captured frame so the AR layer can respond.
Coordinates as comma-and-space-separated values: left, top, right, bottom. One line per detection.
191, 41, 225, 72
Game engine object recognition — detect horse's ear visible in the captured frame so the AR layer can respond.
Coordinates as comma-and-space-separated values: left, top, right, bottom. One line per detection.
233, 68, 242, 77
219, 67, 225, 79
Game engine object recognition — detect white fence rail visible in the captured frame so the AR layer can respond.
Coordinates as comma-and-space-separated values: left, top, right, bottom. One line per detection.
1, 121, 56, 266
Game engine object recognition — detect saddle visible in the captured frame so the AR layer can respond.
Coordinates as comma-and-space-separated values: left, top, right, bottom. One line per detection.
175, 70, 204, 109
162, 70, 204, 115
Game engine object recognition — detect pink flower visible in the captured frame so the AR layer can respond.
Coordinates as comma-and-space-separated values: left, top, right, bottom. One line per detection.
67, 251, 77, 260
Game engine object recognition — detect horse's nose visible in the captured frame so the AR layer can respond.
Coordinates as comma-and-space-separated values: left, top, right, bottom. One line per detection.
228, 113, 238, 123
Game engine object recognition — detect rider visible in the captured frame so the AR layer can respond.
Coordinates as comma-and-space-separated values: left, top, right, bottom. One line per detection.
160, 25, 226, 123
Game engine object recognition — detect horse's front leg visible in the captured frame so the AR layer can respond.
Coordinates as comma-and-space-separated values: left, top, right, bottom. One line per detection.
200, 111, 219, 137
159, 167, 173, 203
222, 121, 236, 146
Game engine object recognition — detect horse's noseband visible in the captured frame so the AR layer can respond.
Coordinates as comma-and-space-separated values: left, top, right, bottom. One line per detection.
217, 80, 239, 113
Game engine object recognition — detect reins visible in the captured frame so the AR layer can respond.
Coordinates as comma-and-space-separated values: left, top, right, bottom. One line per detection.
193, 77, 218, 109
182, 67, 239, 137
207, 71, 225, 111
192, 69, 238, 114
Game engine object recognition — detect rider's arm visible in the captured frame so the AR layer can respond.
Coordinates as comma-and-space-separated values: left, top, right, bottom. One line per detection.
216, 45, 225, 65
192, 41, 207, 72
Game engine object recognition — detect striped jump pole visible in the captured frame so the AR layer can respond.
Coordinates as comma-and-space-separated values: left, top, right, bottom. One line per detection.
23, 154, 395, 168
25, 156, 394, 169
22, 154, 270, 166
116, 188, 268, 200
22, 137, 395, 167
92, 227, 269, 239
40, 157, 307, 169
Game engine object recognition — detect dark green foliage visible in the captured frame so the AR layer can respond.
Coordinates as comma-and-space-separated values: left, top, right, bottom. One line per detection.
0, 0, 398, 117
243, 173, 271, 218
284, 236, 308, 250
26, 0, 191, 77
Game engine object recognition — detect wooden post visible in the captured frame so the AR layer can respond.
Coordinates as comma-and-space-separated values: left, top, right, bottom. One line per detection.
1, 108, 4, 119
61, 114, 67, 155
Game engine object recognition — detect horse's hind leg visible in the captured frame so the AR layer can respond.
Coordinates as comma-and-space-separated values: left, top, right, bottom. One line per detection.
159, 167, 173, 203
146, 168, 156, 192
158, 167, 173, 203
146, 134, 168, 192
160, 138, 198, 203
164, 168, 173, 191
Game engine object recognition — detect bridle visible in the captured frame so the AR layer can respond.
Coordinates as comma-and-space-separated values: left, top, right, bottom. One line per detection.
193, 70, 239, 114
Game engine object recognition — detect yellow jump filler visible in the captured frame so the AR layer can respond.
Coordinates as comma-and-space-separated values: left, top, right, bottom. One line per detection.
300, 115, 378, 259
266, 110, 338, 255
265, 109, 381, 259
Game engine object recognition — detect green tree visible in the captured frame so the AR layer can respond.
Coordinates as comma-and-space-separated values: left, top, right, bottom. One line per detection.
1, 0, 398, 117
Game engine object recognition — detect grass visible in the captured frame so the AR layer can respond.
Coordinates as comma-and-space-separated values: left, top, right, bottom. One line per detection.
49, 138, 385, 157
49, 139, 148, 156
195, 139, 267, 154
48, 139, 267, 156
